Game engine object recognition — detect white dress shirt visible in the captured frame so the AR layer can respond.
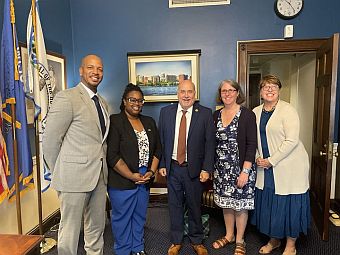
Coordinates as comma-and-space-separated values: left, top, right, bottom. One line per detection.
81, 82, 107, 125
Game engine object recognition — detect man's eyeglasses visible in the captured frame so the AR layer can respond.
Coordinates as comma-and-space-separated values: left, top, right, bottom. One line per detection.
221, 89, 237, 94
127, 97, 145, 105
261, 85, 279, 91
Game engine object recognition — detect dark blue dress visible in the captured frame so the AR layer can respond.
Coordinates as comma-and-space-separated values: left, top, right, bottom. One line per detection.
250, 110, 311, 238
213, 109, 256, 211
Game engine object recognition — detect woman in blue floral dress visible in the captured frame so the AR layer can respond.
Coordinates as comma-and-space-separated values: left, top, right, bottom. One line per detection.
212, 80, 257, 255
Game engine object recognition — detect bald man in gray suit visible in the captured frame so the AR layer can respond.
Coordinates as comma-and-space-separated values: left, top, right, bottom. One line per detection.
43, 54, 110, 255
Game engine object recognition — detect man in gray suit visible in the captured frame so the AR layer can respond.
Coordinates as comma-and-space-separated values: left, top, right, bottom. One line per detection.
43, 54, 110, 255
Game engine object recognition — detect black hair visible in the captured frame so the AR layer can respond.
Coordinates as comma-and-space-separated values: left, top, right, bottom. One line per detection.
119, 83, 144, 111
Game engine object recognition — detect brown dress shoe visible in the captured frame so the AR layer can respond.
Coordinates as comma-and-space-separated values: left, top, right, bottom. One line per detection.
191, 244, 208, 255
168, 244, 182, 255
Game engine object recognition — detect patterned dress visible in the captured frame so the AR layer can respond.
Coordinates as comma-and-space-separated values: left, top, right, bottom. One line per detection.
213, 109, 256, 211
134, 129, 149, 175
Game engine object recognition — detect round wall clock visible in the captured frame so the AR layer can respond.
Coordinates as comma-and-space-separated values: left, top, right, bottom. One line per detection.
274, 0, 304, 20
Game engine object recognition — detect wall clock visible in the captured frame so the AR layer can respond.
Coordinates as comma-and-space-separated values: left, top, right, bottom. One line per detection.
274, 0, 304, 20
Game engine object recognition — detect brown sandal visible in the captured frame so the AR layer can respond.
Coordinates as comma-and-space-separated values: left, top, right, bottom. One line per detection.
259, 241, 281, 254
234, 242, 246, 255
212, 236, 235, 249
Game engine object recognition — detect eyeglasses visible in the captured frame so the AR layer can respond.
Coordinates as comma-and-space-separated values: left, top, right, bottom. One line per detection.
221, 89, 237, 94
127, 97, 145, 105
261, 85, 279, 91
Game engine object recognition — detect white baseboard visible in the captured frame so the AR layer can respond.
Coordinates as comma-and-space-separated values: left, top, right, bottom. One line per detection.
150, 188, 167, 195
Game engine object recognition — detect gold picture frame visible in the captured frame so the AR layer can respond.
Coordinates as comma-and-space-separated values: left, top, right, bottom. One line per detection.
128, 50, 200, 102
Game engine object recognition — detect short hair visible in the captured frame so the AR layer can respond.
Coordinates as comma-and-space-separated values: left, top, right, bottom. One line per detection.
259, 74, 282, 89
216, 79, 245, 105
80, 54, 102, 67
119, 83, 144, 111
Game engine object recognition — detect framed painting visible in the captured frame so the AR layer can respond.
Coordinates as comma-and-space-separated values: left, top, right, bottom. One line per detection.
128, 50, 200, 102
20, 44, 67, 124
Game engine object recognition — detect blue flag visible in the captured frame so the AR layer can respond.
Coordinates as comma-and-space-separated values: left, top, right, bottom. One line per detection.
0, 0, 34, 200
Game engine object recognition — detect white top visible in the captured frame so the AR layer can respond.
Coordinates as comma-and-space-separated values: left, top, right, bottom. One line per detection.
253, 100, 310, 195
172, 104, 193, 161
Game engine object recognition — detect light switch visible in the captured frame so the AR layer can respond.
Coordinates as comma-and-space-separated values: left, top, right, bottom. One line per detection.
284, 25, 294, 39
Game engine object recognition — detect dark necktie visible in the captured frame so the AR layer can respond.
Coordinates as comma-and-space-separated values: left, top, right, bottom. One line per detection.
177, 110, 187, 164
92, 95, 106, 137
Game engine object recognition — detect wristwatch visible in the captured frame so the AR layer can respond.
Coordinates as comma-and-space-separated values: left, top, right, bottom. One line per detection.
242, 168, 251, 174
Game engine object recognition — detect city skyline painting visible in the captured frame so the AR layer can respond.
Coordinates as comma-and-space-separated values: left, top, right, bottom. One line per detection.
136, 60, 191, 77
128, 50, 200, 102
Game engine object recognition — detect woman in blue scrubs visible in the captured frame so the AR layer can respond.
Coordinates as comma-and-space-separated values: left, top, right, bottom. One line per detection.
106, 84, 161, 255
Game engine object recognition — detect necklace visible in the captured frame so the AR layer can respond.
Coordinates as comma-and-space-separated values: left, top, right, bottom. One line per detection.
262, 101, 278, 113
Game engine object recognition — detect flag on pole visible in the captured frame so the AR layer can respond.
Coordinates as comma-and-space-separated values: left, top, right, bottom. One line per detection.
27, 0, 53, 192
0, 115, 9, 204
0, 0, 34, 200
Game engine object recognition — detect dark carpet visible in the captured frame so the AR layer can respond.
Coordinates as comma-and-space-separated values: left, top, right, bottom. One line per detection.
45, 201, 340, 255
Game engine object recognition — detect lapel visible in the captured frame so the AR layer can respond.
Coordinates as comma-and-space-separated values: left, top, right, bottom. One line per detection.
121, 112, 138, 149
169, 104, 177, 144
78, 84, 98, 120
188, 103, 199, 140
98, 94, 110, 141
78, 84, 104, 141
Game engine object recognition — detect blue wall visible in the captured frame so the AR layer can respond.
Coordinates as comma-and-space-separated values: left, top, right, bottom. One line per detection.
68, 0, 340, 141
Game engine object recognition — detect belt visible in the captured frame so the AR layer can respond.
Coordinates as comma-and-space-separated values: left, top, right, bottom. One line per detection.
171, 159, 188, 167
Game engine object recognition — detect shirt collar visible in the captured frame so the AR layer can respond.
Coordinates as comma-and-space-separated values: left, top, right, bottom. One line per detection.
81, 82, 97, 98
177, 104, 193, 114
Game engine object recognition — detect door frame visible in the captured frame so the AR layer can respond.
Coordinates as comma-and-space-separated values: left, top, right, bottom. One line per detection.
237, 38, 326, 107
237, 37, 336, 240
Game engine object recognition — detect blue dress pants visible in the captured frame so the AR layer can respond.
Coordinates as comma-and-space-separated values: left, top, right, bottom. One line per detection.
108, 167, 149, 255
167, 162, 203, 245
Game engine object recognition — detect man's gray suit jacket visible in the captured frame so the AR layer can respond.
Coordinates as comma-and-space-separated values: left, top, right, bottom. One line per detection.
42, 83, 110, 192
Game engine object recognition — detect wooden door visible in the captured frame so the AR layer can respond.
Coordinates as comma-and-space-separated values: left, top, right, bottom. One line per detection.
310, 33, 339, 241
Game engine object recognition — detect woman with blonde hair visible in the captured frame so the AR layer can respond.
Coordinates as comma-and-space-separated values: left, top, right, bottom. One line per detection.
251, 75, 310, 255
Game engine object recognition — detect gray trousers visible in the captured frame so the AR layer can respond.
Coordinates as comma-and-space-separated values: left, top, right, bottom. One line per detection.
57, 172, 106, 255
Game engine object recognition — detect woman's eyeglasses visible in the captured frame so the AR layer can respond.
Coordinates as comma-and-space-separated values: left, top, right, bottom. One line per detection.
127, 97, 145, 105
261, 85, 279, 91
221, 89, 237, 94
